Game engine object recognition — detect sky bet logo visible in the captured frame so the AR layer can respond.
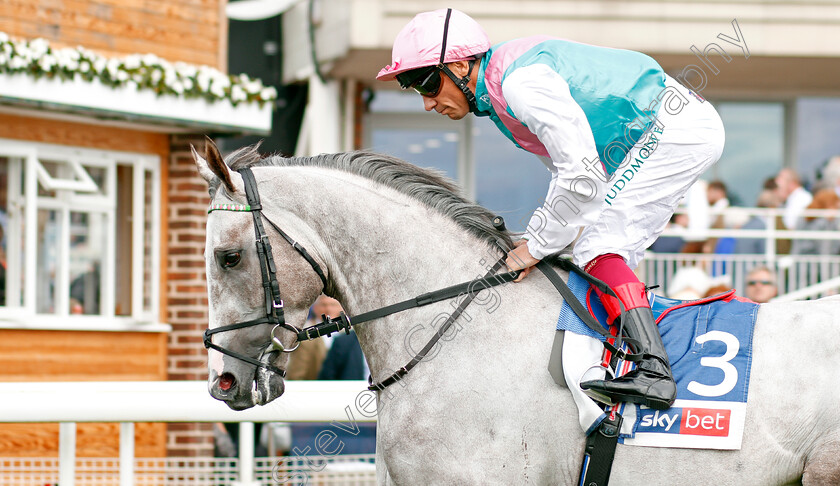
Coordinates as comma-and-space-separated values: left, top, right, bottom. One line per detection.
638, 407, 731, 437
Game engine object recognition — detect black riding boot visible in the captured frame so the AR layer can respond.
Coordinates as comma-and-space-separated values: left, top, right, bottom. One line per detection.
580, 305, 677, 410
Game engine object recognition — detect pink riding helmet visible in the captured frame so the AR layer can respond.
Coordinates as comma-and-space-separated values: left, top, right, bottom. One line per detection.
376, 8, 491, 82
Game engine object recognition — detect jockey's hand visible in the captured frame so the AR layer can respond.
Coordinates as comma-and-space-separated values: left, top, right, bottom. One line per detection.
506, 240, 540, 282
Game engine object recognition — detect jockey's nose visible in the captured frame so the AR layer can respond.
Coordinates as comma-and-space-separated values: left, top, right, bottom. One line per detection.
422, 96, 437, 112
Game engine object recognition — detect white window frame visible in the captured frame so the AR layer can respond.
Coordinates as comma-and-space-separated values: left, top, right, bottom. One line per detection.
0, 138, 165, 331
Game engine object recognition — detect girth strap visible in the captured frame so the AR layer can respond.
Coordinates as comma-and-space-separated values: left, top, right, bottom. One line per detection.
579, 411, 623, 486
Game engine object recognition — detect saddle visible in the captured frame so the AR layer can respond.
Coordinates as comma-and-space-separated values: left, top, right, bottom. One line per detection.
546, 269, 759, 486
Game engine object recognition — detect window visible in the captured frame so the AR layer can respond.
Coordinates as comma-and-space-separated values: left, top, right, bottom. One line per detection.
703, 102, 785, 206
473, 116, 550, 232
367, 91, 465, 182
796, 97, 840, 184
366, 90, 550, 233
0, 140, 160, 328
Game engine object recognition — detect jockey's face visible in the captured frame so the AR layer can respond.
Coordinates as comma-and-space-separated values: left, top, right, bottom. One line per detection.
422, 60, 476, 120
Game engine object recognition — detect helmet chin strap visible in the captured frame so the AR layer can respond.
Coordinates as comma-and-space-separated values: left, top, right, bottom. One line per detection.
436, 9, 481, 114
438, 58, 479, 113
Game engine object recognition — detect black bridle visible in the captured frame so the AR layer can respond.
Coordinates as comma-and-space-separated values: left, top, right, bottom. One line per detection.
203, 167, 328, 378
204, 167, 630, 391
203, 167, 523, 389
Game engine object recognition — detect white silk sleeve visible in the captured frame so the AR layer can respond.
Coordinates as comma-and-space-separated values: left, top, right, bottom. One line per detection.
502, 63, 609, 259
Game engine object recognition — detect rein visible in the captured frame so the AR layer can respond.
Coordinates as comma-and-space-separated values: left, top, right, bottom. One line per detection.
299, 255, 519, 391
204, 167, 630, 391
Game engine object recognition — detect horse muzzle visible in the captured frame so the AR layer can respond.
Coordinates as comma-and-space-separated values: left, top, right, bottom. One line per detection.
253, 360, 286, 406
208, 365, 285, 410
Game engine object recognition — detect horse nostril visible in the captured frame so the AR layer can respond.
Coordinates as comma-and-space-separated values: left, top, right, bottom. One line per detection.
219, 373, 236, 391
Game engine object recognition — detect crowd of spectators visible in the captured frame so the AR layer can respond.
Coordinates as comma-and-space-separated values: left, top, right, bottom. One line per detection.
648, 156, 840, 302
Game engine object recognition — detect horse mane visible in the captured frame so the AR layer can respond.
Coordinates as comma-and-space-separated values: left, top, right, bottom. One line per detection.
213, 144, 514, 251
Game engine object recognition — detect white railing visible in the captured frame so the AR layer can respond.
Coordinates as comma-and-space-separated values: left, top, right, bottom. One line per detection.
0, 381, 376, 486
643, 206, 840, 299
769, 276, 840, 302
639, 252, 840, 298
0, 456, 377, 486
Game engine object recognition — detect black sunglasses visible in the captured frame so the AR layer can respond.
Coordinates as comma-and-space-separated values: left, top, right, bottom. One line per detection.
747, 280, 774, 286
395, 9, 457, 99
396, 66, 444, 98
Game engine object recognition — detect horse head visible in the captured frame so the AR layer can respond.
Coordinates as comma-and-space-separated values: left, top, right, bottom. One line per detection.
193, 138, 326, 410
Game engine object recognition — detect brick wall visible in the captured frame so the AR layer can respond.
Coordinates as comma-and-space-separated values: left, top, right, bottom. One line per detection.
166, 134, 214, 456
0, 0, 226, 69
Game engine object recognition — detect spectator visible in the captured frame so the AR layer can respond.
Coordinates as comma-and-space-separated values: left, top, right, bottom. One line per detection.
290, 299, 373, 459
648, 213, 687, 253
706, 208, 752, 276
703, 283, 732, 298
790, 188, 840, 256
261, 296, 347, 459
213, 422, 237, 458
775, 168, 813, 230
316, 294, 366, 382
667, 266, 713, 300
706, 179, 730, 233
69, 263, 100, 314
744, 266, 778, 303
680, 180, 712, 253
733, 189, 781, 255
707, 180, 730, 211
285, 294, 341, 380
318, 330, 367, 381
813, 155, 840, 193
217, 422, 268, 457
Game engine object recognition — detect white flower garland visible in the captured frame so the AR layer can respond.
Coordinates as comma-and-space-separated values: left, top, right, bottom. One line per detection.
0, 32, 277, 107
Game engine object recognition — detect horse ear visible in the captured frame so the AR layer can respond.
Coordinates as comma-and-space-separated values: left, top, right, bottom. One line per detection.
191, 144, 216, 189
204, 137, 236, 193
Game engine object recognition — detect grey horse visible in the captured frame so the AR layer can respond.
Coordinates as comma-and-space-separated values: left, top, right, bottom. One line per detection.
194, 140, 840, 485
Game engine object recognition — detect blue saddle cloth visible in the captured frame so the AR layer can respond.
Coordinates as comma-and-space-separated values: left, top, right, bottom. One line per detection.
557, 272, 759, 405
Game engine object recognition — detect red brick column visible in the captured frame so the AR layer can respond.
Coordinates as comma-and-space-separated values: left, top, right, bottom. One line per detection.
165, 134, 214, 457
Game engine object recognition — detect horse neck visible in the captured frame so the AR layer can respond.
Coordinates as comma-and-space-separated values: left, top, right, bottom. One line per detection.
268, 167, 505, 311
267, 167, 509, 375
329, 196, 503, 314
324, 201, 506, 383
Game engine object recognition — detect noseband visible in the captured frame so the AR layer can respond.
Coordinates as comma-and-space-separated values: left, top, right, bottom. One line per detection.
203, 167, 328, 378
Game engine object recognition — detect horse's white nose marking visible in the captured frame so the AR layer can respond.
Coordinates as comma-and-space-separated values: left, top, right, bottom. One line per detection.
209, 349, 225, 376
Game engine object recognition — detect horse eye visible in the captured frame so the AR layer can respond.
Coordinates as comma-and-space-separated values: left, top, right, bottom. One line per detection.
221, 251, 241, 268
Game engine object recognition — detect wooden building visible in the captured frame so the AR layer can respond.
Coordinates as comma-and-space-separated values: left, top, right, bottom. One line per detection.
0, 0, 272, 458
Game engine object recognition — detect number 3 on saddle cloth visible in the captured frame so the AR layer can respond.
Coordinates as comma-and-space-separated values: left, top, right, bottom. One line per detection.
550, 271, 760, 450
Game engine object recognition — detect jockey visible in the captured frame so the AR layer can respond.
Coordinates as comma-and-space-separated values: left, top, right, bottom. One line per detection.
377, 8, 725, 410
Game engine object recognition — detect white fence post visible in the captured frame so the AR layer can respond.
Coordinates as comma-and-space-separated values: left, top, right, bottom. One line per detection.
765, 212, 777, 267
120, 422, 135, 486
59, 422, 76, 486
234, 421, 259, 486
